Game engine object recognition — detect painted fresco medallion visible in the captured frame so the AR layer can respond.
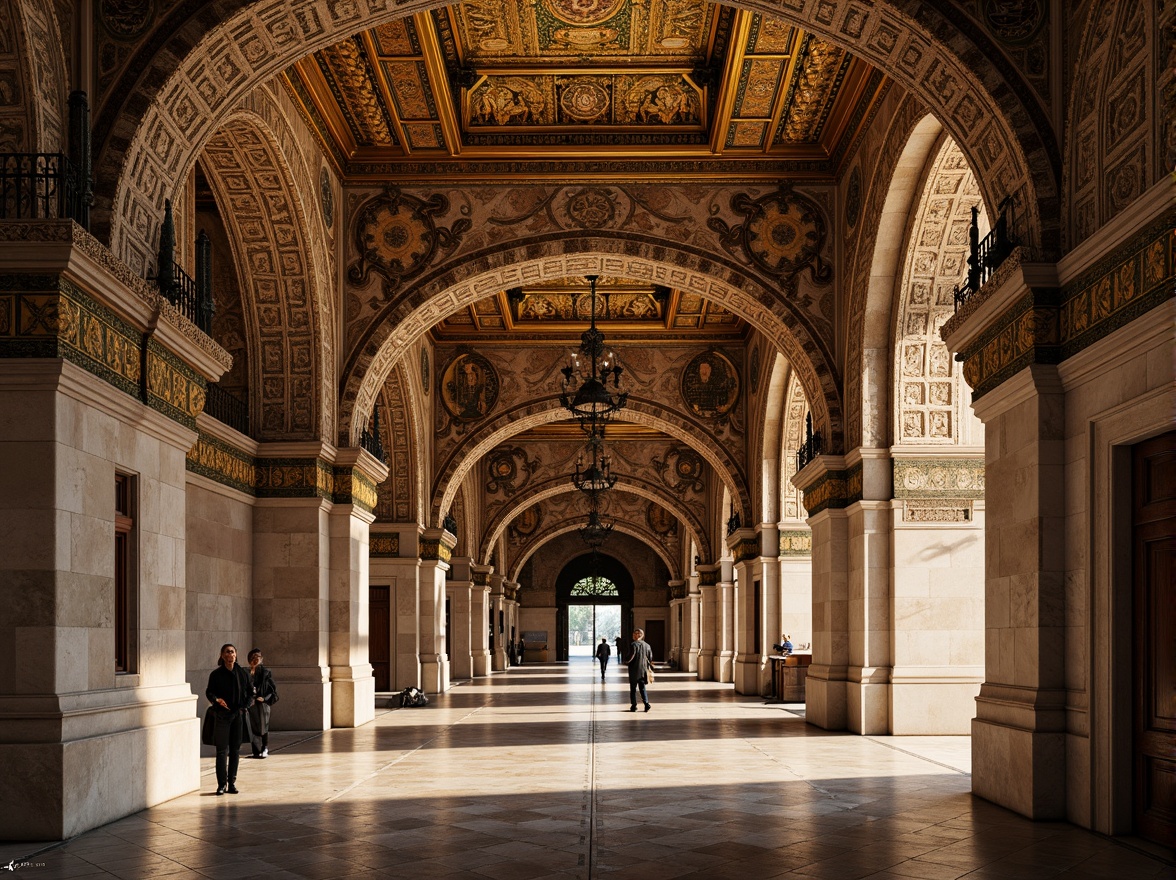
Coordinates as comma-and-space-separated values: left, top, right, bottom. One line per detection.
511, 506, 543, 539
544, 0, 626, 27
565, 187, 617, 228
101, 0, 153, 39
709, 185, 832, 287
441, 352, 499, 421
560, 80, 610, 122
681, 351, 739, 418
647, 503, 677, 536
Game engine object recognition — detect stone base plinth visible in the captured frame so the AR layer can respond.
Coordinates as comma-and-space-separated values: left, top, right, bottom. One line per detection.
972, 716, 1066, 818
268, 668, 331, 731
697, 650, 715, 680
805, 665, 847, 730
422, 655, 451, 693
330, 665, 375, 728
714, 651, 735, 683
734, 657, 766, 695
0, 709, 198, 841
847, 670, 891, 734
891, 673, 982, 734
472, 651, 491, 677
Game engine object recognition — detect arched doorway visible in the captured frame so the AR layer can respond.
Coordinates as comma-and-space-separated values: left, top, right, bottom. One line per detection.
554, 554, 635, 662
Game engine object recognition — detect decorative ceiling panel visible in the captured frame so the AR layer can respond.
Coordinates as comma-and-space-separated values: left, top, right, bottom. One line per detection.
283, 1, 888, 175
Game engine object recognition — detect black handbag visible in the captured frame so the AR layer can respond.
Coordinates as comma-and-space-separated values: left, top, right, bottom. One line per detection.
201, 706, 216, 746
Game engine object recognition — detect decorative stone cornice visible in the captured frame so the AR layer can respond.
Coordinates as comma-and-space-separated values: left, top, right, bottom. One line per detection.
187, 430, 257, 496
943, 209, 1175, 400
892, 458, 985, 499
471, 565, 492, 587
779, 529, 812, 556
420, 527, 456, 564
696, 566, 720, 587
369, 533, 401, 557
791, 454, 862, 516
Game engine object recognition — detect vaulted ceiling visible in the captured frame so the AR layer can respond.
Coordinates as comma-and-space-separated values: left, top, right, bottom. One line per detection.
283, 0, 889, 178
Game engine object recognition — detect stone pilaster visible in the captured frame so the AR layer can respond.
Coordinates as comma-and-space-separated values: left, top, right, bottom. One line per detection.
370, 525, 422, 690
489, 573, 508, 671
471, 565, 492, 676
326, 448, 387, 728
447, 557, 475, 681
419, 527, 455, 693
777, 522, 813, 657
730, 525, 780, 696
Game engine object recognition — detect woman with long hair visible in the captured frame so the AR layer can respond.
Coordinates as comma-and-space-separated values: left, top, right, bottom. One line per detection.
205, 643, 252, 795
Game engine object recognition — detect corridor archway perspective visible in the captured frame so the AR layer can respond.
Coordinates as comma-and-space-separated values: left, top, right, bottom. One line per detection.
0, 0, 1173, 858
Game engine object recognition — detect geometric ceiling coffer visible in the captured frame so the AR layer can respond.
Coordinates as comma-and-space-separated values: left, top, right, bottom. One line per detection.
347, 186, 472, 301
708, 184, 833, 289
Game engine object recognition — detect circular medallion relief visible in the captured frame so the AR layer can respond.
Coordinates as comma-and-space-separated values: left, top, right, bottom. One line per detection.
440, 352, 499, 421
681, 351, 740, 419
560, 80, 610, 122
564, 187, 617, 228
101, 0, 154, 39
983, 0, 1044, 44
544, 0, 625, 26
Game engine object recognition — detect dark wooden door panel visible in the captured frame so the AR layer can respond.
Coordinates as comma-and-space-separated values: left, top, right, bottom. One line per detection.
370, 585, 390, 692
1133, 431, 1176, 848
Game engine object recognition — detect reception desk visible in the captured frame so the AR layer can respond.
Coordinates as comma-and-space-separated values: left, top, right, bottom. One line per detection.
770, 654, 812, 702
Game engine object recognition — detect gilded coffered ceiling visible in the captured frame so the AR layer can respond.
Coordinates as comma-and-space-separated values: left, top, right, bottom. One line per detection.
283, 0, 889, 178
430, 277, 746, 342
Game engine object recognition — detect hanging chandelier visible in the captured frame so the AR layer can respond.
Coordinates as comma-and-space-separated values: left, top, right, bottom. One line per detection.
559, 275, 628, 424
571, 437, 616, 496
579, 503, 614, 549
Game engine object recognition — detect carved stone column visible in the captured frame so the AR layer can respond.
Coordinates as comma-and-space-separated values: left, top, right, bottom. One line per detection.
504, 581, 520, 664
327, 448, 388, 728
668, 580, 686, 669
447, 556, 475, 681
696, 564, 718, 680
419, 527, 455, 693
730, 525, 780, 696
792, 455, 850, 730
471, 565, 492, 676
715, 557, 735, 684
684, 575, 701, 674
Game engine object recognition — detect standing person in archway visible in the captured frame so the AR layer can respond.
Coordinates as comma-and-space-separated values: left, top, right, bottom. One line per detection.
626, 629, 653, 713
205, 644, 252, 795
595, 638, 611, 681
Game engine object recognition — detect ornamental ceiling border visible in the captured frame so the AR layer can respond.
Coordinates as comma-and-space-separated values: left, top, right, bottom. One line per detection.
479, 480, 705, 570
96, 0, 1056, 275
504, 504, 681, 583
339, 244, 842, 459
428, 402, 750, 533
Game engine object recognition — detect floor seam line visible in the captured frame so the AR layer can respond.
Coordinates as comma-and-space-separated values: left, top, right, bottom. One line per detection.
863, 737, 972, 776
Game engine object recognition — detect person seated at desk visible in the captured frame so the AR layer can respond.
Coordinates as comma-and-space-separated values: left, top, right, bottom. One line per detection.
772, 634, 794, 655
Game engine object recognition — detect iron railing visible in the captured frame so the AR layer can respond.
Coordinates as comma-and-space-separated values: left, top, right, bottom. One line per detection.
954, 197, 1017, 311
205, 384, 249, 435
796, 413, 823, 471
0, 93, 92, 228
154, 200, 214, 333
360, 405, 387, 463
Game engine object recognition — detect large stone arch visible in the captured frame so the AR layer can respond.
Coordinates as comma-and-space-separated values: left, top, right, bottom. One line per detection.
507, 505, 680, 584
95, 0, 1057, 273
430, 402, 750, 533
1064, 1, 1164, 247
481, 478, 707, 569
891, 134, 984, 447
199, 112, 328, 440
0, 0, 66, 153
756, 351, 791, 523
844, 103, 944, 449
373, 358, 426, 524
344, 245, 840, 457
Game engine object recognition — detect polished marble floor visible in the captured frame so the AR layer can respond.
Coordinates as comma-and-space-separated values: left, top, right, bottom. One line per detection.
4, 661, 1172, 879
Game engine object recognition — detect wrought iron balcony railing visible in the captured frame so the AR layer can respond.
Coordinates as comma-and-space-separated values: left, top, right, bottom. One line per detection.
205, 384, 249, 435
795, 413, 823, 471
953, 197, 1017, 311
0, 153, 88, 226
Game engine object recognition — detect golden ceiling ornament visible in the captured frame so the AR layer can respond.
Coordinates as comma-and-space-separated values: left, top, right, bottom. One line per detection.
321, 37, 394, 146
776, 37, 846, 144
347, 187, 471, 301
559, 79, 611, 122
544, 0, 626, 27
707, 184, 832, 288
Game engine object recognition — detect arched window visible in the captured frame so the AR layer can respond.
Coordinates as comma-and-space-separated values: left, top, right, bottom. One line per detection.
570, 576, 619, 598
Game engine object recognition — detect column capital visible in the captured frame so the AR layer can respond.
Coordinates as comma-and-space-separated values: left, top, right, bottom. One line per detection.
420, 527, 457, 564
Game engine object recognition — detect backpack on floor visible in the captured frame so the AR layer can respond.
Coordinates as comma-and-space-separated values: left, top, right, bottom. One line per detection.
399, 687, 428, 707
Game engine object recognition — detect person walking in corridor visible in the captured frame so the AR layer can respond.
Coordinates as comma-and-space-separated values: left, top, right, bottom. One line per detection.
246, 648, 278, 759
626, 629, 653, 712
206, 643, 252, 795
595, 638, 611, 680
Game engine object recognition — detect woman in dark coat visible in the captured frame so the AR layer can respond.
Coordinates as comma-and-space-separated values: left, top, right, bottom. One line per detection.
206, 643, 252, 795
246, 648, 278, 759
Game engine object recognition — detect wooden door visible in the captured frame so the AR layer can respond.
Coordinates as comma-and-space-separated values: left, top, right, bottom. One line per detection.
644, 619, 666, 662
370, 585, 390, 692
1133, 431, 1175, 847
